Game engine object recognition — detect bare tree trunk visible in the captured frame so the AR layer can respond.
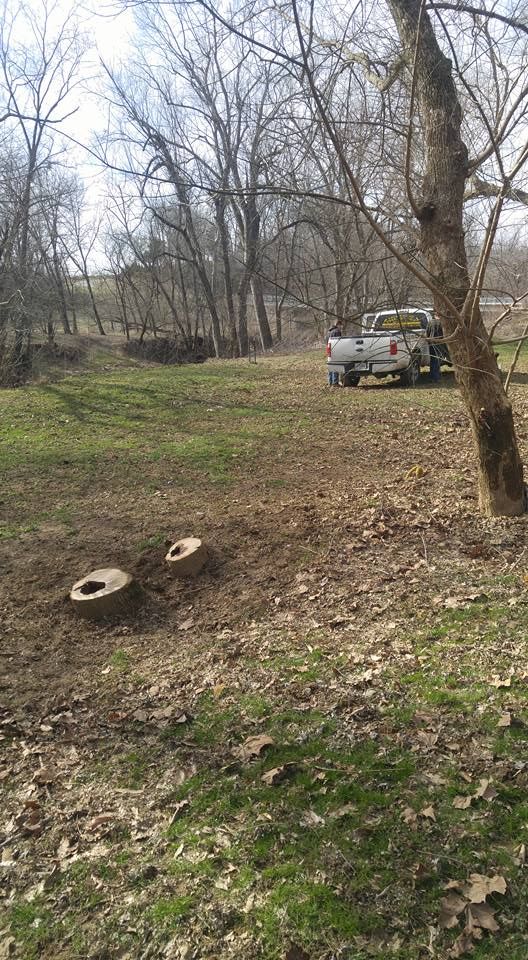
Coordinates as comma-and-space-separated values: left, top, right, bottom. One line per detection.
53, 262, 72, 335
244, 199, 273, 349
237, 272, 250, 357
215, 198, 238, 356
84, 275, 106, 336
389, 0, 525, 516
251, 275, 272, 351
65, 275, 78, 333
150, 153, 224, 357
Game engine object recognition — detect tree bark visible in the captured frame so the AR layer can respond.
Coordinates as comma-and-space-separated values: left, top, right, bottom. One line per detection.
237, 271, 250, 357
388, 0, 525, 516
244, 199, 273, 349
84, 274, 106, 336
251, 275, 273, 350
215, 197, 239, 356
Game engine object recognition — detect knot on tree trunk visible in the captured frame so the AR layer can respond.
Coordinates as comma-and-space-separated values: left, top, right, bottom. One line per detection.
417, 201, 436, 222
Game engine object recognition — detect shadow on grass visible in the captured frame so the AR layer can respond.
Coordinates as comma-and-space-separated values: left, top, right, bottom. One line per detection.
39, 378, 281, 425
359, 370, 457, 391
39, 381, 167, 423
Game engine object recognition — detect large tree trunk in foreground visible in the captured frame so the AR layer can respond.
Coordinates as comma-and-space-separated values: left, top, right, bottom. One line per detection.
389, 0, 525, 516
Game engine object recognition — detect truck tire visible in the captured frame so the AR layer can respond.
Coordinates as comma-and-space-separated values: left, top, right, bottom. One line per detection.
400, 354, 421, 387
342, 372, 360, 387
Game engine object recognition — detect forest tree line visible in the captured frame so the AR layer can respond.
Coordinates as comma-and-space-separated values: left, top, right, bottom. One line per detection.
1, 0, 528, 382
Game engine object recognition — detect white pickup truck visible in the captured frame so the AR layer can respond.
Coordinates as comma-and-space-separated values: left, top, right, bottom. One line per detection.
326, 307, 434, 387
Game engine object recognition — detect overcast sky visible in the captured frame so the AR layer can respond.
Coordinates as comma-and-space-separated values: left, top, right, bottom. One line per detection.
60, 2, 136, 208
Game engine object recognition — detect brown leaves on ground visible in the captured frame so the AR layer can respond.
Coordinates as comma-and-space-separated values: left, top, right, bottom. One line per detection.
401, 804, 436, 828
440, 872, 507, 956
261, 763, 296, 786
439, 893, 468, 930
32, 764, 58, 785
464, 874, 507, 903
453, 778, 498, 809
234, 734, 274, 761
87, 813, 115, 832
131, 704, 190, 726
3, 355, 528, 959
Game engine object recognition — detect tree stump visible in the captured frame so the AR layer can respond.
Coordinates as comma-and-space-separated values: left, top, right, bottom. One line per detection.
70, 568, 141, 620
165, 537, 207, 577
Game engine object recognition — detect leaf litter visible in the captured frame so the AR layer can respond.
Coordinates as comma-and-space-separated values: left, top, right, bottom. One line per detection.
2, 355, 528, 958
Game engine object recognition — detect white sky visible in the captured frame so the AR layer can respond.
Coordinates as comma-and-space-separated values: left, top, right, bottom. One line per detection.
14, 0, 528, 272
17, 0, 140, 265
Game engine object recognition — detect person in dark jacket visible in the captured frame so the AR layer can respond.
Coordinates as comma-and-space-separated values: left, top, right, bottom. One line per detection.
427, 313, 443, 383
327, 320, 343, 385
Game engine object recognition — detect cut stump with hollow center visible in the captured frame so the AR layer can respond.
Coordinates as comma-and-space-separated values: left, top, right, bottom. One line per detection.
70, 568, 140, 620
165, 537, 207, 577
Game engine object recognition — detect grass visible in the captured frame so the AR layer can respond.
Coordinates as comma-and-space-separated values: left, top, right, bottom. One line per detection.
8, 606, 528, 957
0, 361, 305, 541
108, 648, 131, 671
5, 350, 528, 959
149, 668, 525, 958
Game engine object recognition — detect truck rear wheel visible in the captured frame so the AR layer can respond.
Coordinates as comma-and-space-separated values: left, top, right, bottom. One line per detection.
400, 354, 421, 387
342, 372, 360, 387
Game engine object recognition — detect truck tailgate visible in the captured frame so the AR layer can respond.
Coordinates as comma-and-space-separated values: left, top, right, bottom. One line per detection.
328, 334, 393, 365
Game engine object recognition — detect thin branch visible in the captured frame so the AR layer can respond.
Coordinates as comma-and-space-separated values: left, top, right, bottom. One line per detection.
504, 320, 528, 394
426, 3, 528, 39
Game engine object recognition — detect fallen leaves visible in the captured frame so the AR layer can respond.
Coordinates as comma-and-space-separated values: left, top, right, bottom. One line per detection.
15, 799, 43, 837
439, 893, 467, 930
87, 813, 115, 832
443, 592, 487, 610
405, 464, 426, 480
453, 778, 498, 809
132, 705, 190, 727
439, 872, 507, 956
474, 779, 498, 802
402, 806, 418, 827
489, 676, 511, 689
32, 764, 57, 785
464, 873, 507, 903
234, 734, 274, 761
448, 930, 475, 958
467, 903, 500, 933
261, 763, 295, 786
401, 805, 436, 828
300, 809, 325, 828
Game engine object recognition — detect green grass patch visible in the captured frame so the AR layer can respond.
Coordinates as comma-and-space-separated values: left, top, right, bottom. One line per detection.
108, 649, 131, 672
0, 363, 307, 536
147, 895, 195, 928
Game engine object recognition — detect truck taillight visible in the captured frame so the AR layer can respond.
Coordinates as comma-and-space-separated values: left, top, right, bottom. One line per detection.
390, 339, 398, 356
326, 342, 331, 357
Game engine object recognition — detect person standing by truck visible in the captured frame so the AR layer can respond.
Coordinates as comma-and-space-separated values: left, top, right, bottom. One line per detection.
327, 320, 343, 385
427, 312, 443, 383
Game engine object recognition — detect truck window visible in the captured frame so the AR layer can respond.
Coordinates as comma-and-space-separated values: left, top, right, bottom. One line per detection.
375, 312, 423, 331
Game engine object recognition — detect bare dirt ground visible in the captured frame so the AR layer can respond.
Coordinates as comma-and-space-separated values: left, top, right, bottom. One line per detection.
2, 354, 528, 959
